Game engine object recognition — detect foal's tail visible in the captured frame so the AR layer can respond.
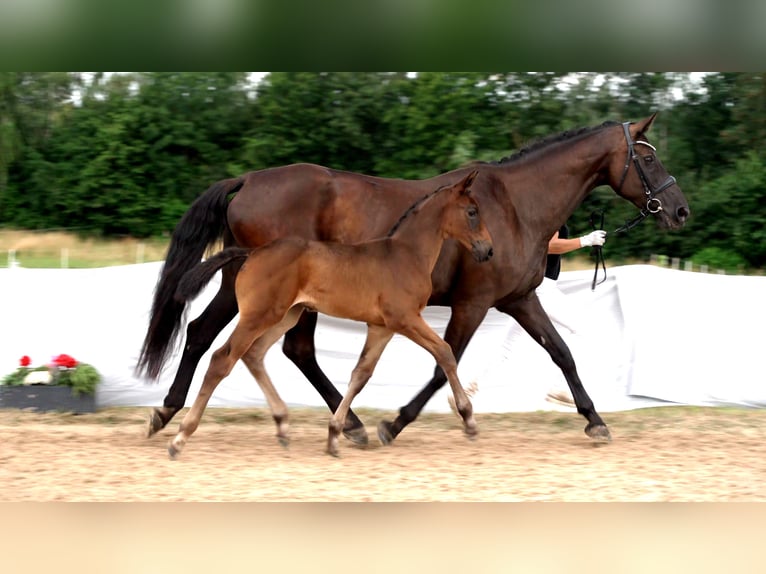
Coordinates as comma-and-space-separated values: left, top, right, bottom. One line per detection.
136, 177, 245, 380
175, 247, 251, 303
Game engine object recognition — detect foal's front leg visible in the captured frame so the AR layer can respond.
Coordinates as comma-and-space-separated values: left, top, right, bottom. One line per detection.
327, 325, 394, 457
398, 315, 478, 438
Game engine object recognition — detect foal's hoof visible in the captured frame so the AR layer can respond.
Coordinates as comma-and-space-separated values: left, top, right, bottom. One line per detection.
277, 436, 290, 449
584, 423, 612, 442
343, 425, 369, 447
463, 427, 479, 441
377, 420, 396, 446
325, 442, 341, 458
167, 444, 180, 460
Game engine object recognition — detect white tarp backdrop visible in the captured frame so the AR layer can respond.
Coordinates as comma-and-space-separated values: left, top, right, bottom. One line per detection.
1, 262, 764, 414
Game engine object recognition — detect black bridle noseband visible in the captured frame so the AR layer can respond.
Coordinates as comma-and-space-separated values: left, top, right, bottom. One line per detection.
590, 121, 678, 290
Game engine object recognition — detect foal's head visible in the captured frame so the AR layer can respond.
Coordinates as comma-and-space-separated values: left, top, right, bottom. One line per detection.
441, 170, 494, 262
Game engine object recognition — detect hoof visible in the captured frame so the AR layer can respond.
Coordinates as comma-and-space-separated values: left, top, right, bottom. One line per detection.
147, 409, 165, 438
277, 436, 290, 449
325, 444, 341, 458
167, 444, 180, 460
464, 428, 479, 441
377, 420, 396, 446
343, 425, 369, 447
585, 423, 612, 442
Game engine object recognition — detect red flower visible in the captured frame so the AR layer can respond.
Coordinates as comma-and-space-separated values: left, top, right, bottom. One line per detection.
52, 353, 78, 369
19, 355, 31, 367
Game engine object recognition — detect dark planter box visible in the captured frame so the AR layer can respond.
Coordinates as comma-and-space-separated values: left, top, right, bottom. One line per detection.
0, 385, 97, 414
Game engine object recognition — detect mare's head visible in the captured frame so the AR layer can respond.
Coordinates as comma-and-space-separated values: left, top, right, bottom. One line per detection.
442, 170, 494, 262
606, 113, 690, 230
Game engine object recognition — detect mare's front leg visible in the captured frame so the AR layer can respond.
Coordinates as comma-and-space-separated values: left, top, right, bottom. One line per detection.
239, 306, 305, 447
326, 325, 394, 457
498, 292, 611, 441
148, 282, 239, 437
282, 311, 369, 446
378, 304, 488, 444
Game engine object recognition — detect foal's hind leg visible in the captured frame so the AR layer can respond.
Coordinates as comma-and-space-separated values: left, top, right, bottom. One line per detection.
240, 306, 305, 448
394, 315, 478, 439
327, 325, 394, 457
168, 318, 265, 459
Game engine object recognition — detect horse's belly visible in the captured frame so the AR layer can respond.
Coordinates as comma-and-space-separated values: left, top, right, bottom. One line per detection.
296, 289, 381, 325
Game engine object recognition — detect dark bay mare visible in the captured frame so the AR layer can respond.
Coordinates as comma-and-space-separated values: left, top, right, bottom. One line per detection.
167, 171, 493, 457
138, 113, 689, 445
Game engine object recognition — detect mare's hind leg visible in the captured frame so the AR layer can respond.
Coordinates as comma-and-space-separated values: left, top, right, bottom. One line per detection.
499, 293, 610, 441
282, 312, 369, 446
395, 315, 478, 439
168, 318, 266, 459
240, 306, 305, 448
327, 325, 394, 457
377, 303, 488, 445
148, 281, 239, 438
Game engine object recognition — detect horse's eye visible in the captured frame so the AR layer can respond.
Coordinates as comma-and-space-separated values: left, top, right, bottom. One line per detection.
467, 207, 478, 218
644, 155, 654, 164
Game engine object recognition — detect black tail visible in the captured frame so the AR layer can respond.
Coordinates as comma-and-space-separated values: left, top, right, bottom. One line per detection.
136, 177, 245, 380
175, 247, 251, 303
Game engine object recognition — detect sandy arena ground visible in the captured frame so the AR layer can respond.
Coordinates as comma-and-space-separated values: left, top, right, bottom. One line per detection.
1, 406, 765, 501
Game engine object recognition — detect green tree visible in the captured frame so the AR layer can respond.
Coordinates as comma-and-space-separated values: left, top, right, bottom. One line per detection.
15, 72, 254, 236
244, 72, 392, 174
685, 151, 766, 268
376, 72, 506, 178
0, 72, 76, 224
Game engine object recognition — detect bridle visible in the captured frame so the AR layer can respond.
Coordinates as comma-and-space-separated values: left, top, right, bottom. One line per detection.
590, 121, 678, 290
612, 121, 677, 234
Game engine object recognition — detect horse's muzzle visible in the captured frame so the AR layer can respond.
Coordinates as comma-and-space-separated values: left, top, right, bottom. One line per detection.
472, 241, 494, 262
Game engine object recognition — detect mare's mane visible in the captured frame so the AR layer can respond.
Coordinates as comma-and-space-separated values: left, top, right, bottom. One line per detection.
479, 120, 621, 166
385, 183, 449, 238
389, 122, 622, 237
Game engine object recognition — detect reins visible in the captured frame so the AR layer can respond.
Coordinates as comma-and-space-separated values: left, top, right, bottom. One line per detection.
589, 122, 677, 291
589, 210, 607, 291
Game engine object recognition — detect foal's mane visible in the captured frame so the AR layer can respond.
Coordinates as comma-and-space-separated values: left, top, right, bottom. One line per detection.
481, 120, 620, 166
386, 183, 449, 238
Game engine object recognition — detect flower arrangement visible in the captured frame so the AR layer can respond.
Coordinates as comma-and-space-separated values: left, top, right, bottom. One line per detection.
2, 354, 101, 396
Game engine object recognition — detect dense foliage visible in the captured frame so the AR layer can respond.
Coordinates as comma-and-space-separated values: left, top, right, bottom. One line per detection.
1, 72, 764, 268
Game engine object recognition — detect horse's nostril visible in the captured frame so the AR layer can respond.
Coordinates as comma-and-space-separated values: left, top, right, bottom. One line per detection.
487, 247, 494, 259
677, 206, 690, 221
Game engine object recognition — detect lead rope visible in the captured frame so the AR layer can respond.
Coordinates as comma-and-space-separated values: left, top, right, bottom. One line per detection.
590, 208, 652, 291
590, 210, 607, 291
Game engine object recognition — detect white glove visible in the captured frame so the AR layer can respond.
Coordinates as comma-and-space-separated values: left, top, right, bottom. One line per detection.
579, 230, 606, 247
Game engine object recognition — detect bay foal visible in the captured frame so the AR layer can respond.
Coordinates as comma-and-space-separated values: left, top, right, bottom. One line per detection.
169, 170, 493, 457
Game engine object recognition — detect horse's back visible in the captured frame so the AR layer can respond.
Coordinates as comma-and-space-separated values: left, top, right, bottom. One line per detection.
227, 163, 446, 247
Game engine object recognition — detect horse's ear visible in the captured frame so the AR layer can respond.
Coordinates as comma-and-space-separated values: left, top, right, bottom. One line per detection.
461, 170, 479, 194
633, 112, 658, 136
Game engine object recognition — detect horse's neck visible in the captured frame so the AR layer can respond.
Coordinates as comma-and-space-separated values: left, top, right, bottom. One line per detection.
495, 134, 612, 238
389, 194, 449, 270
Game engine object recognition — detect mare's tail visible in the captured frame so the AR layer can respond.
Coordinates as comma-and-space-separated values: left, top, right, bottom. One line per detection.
175, 247, 251, 303
136, 177, 245, 380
